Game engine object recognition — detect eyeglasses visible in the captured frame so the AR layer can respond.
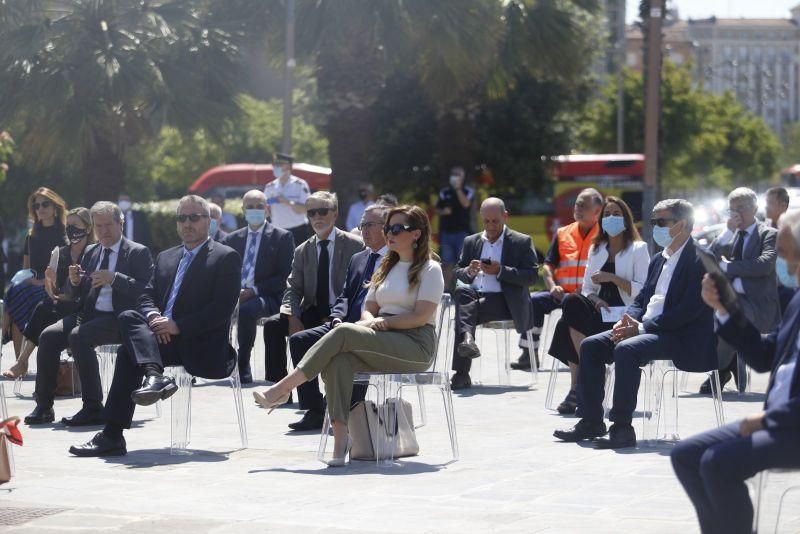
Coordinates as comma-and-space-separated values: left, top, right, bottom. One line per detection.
176, 213, 208, 223
307, 207, 331, 218
649, 217, 676, 228
244, 204, 266, 210
32, 200, 52, 210
384, 223, 416, 236
358, 221, 383, 231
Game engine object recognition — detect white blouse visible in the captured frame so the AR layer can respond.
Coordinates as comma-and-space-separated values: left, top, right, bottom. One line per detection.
366, 260, 444, 325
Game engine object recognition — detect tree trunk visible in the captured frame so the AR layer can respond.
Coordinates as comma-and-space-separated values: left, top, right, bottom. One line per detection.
437, 101, 479, 178
82, 137, 125, 205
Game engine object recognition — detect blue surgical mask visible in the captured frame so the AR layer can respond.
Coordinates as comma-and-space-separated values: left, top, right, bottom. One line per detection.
776, 256, 799, 288
245, 209, 266, 227
652, 225, 674, 249
602, 215, 626, 237
208, 219, 219, 237
273, 166, 284, 180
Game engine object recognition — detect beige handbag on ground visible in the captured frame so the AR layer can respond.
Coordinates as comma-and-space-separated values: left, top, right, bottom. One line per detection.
349, 399, 419, 460
0, 434, 10, 484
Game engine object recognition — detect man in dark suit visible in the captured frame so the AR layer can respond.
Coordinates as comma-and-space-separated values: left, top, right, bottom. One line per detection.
118, 193, 153, 251
261, 191, 363, 394
554, 199, 717, 449
69, 195, 241, 457
700, 187, 779, 394
671, 210, 800, 534
223, 190, 294, 383
24, 201, 154, 427
450, 197, 539, 390
286, 202, 390, 430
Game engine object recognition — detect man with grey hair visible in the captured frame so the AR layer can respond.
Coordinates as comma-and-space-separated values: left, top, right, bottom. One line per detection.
261, 190, 363, 397
554, 198, 716, 449
208, 202, 228, 242
672, 208, 800, 534
24, 201, 154, 426
699, 187, 779, 394
450, 197, 538, 389
70, 195, 242, 456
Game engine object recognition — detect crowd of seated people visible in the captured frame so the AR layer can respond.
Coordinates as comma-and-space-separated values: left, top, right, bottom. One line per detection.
4, 159, 800, 532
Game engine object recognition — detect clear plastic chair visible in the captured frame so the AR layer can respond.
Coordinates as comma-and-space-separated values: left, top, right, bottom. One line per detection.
753, 468, 800, 534
165, 306, 248, 454
96, 344, 161, 418
475, 320, 537, 387
641, 360, 725, 442
317, 294, 457, 466
0, 382, 14, 477
540, 309, 571, 410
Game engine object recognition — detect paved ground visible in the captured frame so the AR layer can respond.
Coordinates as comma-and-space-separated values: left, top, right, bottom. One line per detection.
0, 321, 798, 533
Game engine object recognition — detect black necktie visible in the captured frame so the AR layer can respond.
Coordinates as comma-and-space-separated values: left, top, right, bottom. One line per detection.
732, 230, 747, 261
363, 252, 380, 284
99, 247, 111, 271
317, 240, 331, 317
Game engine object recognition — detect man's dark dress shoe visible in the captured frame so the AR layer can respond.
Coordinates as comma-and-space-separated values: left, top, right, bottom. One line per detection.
457, 333, 481, 359
131, 375, 178, 406
594, 424, 637, 449
450, 372, 472, 391
557, 390, 578, 415
699, 370, 732, 395
239, 372, 253, 385
288, 410, 324, 431
553, 419, 607, 442
69, 432, 127, 457
62, 408, 105, 427
24, 406, 55, 425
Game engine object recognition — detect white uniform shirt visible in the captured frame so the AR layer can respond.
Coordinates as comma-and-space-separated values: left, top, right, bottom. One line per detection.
124, 211, 134, 241
641, 239, 689, 323
471, 227, 505, 294
264, 174, 310, 229
94, 239, 122, 312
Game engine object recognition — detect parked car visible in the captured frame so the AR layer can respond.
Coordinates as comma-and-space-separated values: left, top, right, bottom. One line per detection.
188, 163, 332, 199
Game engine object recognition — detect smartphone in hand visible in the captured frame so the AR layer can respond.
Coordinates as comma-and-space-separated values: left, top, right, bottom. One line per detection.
481, 257, 492, 265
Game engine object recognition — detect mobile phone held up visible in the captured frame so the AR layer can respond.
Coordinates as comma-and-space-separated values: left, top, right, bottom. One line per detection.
481, 257, 492, 265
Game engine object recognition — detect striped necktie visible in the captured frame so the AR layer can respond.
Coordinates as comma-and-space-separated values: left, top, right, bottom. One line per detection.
241, 231, 259, 287
165, 249, 194, 319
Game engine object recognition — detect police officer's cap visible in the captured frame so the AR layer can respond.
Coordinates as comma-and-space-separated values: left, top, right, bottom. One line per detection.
274, 153, 294, 165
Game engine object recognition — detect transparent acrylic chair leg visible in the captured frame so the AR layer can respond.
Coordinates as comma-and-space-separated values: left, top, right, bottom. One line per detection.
496, 329, 510, 386
776, 486, 800, 534
526, 330, 537, 386
0, 383, 13, 476
317, 409, 332, 463
229, 362, 248, 449
169, 367, 193, 454
416, 385, 427, 429
545, 357, 560, 410
441, 385, 459, 461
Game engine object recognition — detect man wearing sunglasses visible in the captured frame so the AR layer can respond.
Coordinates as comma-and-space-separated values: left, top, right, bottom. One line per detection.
70, 195, 241, 457
222, 190, 295, 384
554, 199, 716, 449
286, 200, 395, 430
262, 191, 364, 409
699, 187, 779, 395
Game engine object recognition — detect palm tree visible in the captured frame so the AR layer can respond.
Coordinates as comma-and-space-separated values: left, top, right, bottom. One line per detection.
0, 0, 257, 202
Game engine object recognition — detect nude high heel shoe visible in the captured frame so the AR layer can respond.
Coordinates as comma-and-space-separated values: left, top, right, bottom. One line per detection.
326, 436, 352, 468
252, 389, 290, 414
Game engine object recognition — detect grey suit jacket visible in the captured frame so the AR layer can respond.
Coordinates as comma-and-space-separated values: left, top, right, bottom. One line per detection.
710, 221, 780, 332
454, 227, 539, 333
280, 228, 364, 317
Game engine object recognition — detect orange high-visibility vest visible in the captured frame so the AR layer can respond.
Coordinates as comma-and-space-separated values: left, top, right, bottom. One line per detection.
553, 222, 599, 293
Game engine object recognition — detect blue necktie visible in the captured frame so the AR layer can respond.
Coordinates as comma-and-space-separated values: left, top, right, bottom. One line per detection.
346, 252, 380, 322
241, 231, 258, 287
165, 249, 194, 319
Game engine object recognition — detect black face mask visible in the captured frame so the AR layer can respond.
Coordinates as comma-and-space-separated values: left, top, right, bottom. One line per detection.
66, 225, 88, 244
358, 190, 368, 200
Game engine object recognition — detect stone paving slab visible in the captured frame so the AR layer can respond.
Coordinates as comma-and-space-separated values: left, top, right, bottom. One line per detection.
1, 326, 799, 533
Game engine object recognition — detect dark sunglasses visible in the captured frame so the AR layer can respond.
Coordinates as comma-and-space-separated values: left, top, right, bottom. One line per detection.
32, 200, 52, 210
307, 207, 331, 218
176, 213, 208, 223
649, 217, 676, 228
384, 223, 416, 236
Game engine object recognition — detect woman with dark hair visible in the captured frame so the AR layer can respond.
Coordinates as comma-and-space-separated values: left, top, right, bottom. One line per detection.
3, 207, 94, 378
547, 196, 650, 414
254, 205, 444, 466
4, 187, 68, 357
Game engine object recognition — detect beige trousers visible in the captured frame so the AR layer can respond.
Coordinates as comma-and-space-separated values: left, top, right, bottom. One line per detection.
297, 322, 435, 423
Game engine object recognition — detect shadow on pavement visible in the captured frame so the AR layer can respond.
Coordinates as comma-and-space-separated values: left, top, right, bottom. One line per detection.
100, 448, 234, 468
249, 459, 451, 476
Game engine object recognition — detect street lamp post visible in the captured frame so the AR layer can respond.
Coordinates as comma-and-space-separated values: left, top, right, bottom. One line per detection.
643, 0, 664, 249
281, 0, 296, 155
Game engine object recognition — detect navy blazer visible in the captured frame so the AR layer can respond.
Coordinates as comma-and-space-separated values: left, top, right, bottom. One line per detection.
329, 248, 372, 322
222, 223, 294, 303
719, 290, 800, 430
139, 239, 241, 379
626, 238, 716, 372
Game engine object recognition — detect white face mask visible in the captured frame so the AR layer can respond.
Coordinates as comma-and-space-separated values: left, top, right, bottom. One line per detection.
118, 200, 132, 211
449, 175, 461, 188
273, 166, 285, 180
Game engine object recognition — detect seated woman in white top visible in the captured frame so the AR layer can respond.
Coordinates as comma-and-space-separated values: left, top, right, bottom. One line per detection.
547, 196, 650, 415
254, 205, 444, 466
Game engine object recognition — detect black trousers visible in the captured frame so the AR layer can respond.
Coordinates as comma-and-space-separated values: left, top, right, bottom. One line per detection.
286, 224, 312, 247
23, 299, 79, 344
237, 294, 278, 373
102, 310, 181, 429
549, 293, 614, 366
288, 323, 368, 413
451, 286, 512, 374
672, 421, 800, 534
34, 311, 120, 410
262, 308, 324, 384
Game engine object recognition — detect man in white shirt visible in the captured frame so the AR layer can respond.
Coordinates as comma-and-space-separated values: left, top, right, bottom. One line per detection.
345, 183, 376, 232
671, 209, 800, 534
263, 153, 312, 246
554, 199, 716, 449
702, 187, 779, 394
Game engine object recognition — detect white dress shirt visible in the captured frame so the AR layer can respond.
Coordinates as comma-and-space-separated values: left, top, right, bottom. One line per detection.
124, 211, 134, 241
717, 221, 758, 295
264, 174, 310, 229
641, 239, 689, 324
94, 239, 122, 312
346, 200, 374, 232
471, 227, 505, 294
242, 223, 265, 293
315, 227, 338, 307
